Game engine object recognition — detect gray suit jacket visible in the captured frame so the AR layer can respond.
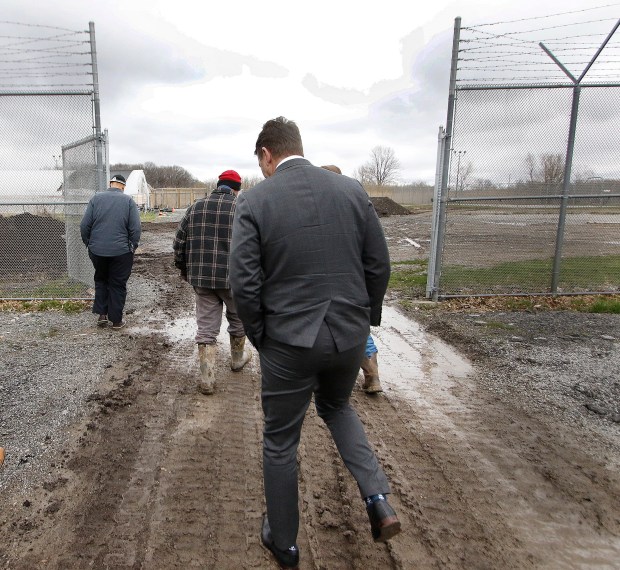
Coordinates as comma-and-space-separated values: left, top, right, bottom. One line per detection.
230, 158, 390, 351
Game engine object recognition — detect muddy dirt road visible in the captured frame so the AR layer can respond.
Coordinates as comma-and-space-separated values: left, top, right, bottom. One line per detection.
1, 219, 619, 569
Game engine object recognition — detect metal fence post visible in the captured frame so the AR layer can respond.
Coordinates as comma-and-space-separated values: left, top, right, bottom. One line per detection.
542, 21, 619, 293
431, 17, 461, 301
427, 126, 446, 298
551, 84, 580, 293
89, 22, 105, 193
104, 128, 110, 184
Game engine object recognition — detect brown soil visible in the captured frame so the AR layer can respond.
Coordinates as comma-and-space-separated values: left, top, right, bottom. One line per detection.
370, 197, 411, 217
0, 219, 619, 569
0, 213, 66, 275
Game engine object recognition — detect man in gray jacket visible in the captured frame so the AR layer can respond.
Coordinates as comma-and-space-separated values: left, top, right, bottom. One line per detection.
230, 117, 400, 569
80, 174, 141, 329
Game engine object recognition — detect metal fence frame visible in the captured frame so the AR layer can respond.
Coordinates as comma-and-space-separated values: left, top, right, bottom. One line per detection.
427, 16, 620, 300
0, 22, 107, 300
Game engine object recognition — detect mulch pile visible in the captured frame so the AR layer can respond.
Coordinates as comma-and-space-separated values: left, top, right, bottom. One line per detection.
370, 197, 411, 217
0, 213, 67, 275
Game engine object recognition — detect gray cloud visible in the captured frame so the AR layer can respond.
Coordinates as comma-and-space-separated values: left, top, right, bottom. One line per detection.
109, 115, 261, 176
96, 25, 289, 107
301, 75, 369, 105
368, 29, 453, 140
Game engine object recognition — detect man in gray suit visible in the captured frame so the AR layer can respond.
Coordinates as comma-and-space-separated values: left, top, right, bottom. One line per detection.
230, 117, 401, 569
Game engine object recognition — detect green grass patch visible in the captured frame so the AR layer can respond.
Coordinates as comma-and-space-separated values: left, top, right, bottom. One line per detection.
389, 259, 428, 294
61, 300, 86, 313
503, 298, 539, 311
588, 298, 620, 314
140, 211, 159, 222
37, 300, 65, 311
441, 255, 620, 291
393, 259, 427, 267
27, 279, 91, 299
0, 299, 90, 312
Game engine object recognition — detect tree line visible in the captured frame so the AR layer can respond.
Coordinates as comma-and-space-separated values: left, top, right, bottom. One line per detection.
113, 149, 612, 195
111, 162, 206, 189
112, 145, 405, 190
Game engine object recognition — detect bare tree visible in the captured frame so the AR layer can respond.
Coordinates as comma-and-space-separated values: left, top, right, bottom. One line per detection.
203, 174, 264, 191
111, 162, 204, 188
458, 161, 473, 193
357, 146, 401, 186
473, 178, 496, 190
540, 153, 564, 184
522, 153, 564, 185
353, 164, 374, 185
241, 175, 264, 190
525, 153, 536, 183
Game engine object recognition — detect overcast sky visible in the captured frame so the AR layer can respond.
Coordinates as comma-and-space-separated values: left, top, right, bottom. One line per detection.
2, 0, 618, 184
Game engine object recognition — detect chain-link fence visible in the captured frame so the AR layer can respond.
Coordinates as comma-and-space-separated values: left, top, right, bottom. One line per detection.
428, 12, 620, 298
0, 94, 100, 299
63, 136, 107, 291
0, 22, 105, 300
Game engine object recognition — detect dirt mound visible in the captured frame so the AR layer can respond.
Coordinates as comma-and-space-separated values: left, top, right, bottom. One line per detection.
370, 197, 411, 217
0, 213, 67, 275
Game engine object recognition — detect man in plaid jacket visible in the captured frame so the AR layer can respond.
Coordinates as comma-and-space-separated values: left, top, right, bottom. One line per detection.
173, 170, 251, 394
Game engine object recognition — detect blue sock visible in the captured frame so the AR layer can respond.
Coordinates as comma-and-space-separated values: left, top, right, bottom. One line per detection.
364, 493, 386, 506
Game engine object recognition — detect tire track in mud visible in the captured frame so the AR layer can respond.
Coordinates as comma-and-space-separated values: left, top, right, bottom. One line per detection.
136, 348, 265, 570
5, 223, 619, 569
367, 306, 620, 569
9, 248, 270, 570
352, 391, 526, 569
298, 407, 411, 570
92, 250, 268, 569
12, 332, 174, 569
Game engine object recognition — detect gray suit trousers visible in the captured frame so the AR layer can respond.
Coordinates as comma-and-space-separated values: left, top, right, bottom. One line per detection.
260, 321, 390, 549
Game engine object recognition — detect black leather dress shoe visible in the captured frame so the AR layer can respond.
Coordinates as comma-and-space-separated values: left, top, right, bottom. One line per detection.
261, 514, 300, 569
367, 498, 402, 542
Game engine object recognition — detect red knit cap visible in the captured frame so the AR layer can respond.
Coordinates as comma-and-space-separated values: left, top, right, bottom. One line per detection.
218, 170, 241, 183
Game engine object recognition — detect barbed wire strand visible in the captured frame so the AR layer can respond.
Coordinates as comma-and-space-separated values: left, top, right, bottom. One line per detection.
0, 21, 87, 33
461, 29, 617, 52
463, 3, 620, 28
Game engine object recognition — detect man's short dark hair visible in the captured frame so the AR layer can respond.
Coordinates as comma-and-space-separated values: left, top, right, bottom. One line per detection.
254, 116, 304, 161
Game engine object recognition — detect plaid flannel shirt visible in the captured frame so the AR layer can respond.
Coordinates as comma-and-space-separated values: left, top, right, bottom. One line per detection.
173, 186, 237, 289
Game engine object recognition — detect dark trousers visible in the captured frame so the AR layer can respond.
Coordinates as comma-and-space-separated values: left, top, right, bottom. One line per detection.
88, 251, 134, 324
260, 321, 390, 549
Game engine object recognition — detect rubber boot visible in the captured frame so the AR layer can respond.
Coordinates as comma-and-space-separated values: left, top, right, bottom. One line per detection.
230, 335, 252, 371
197, 343, 217, 395
360, 352, 383, 393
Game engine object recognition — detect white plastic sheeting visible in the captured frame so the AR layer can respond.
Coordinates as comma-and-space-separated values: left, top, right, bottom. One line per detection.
124, 170, 152, 209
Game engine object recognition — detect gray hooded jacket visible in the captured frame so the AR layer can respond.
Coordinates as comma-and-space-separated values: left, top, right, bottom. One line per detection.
80, 188, 141, 256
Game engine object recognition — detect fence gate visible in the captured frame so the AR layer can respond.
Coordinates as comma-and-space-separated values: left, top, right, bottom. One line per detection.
428, 10, 620, 299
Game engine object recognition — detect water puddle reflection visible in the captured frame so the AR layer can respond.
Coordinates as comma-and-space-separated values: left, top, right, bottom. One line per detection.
373, 305, 472, 402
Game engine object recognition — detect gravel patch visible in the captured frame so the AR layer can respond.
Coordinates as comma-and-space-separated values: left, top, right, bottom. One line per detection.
413, 308, 620, 468
0, 233, 166, 497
